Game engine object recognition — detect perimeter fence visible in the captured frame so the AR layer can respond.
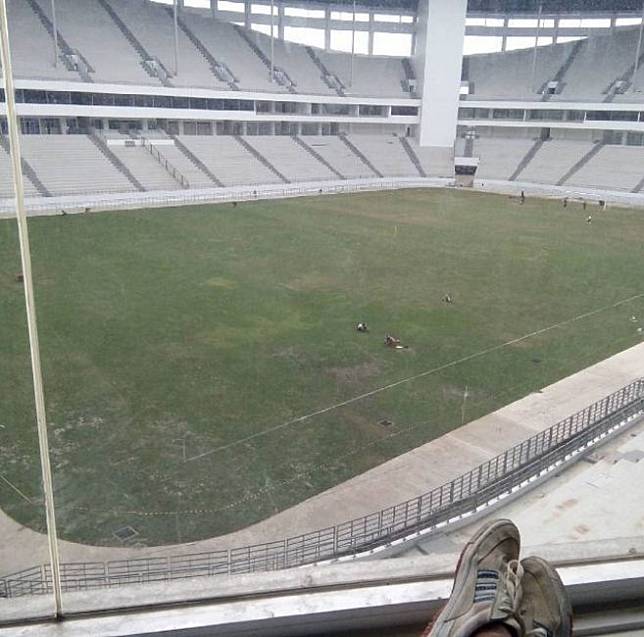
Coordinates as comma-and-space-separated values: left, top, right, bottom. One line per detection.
1, 378, 643, 598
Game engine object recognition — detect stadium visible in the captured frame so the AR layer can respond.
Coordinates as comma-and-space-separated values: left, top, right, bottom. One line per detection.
0, 0, 644, 634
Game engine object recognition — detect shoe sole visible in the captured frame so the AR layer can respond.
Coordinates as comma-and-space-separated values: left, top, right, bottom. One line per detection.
522, 556, 573, 636
429, 519, 520, 637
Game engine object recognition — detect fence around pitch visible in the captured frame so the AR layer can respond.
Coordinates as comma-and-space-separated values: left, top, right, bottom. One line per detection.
1, 378, 643, 599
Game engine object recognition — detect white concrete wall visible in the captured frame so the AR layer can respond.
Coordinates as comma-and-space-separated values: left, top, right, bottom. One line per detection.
415, 0, 466, 149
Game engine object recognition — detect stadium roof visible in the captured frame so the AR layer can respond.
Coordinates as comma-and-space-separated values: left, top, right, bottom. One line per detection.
306, 0, 644, 12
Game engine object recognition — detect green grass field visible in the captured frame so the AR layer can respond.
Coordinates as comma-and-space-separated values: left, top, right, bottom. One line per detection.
1, 188, 643, 547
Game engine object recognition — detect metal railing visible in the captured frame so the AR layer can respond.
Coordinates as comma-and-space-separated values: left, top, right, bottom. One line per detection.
140, 136, 190, 189
1, 378, 643, 599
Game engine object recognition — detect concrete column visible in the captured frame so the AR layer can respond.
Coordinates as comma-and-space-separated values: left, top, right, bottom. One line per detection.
368, 12, 374, 55
553, 15, 559, 44
501, 16, 509, 52
278, 1, 284, 40
414, 0, 466, 149
244, 0, 251, 29
210, 0, 217, 19
324, 6, 331, 51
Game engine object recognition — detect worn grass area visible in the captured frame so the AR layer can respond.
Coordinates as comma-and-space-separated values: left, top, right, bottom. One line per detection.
0, 188, 643, 547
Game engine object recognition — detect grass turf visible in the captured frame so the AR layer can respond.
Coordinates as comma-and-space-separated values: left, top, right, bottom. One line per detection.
0, 188, 643, 547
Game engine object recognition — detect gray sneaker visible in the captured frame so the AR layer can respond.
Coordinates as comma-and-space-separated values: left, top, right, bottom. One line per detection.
427, 519, 523, 637
518, 556, 572, 637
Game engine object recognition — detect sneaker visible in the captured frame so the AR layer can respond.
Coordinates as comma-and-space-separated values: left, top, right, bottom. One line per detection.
427, 519, 523, 637
518, 556, 572, 637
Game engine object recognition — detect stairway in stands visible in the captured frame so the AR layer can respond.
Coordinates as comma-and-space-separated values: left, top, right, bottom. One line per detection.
509, 139, 544, 181
25, 0, 93, 82
401, 58, 417, 96
603, 46, 644, 103
233, 26, 297, 93
557, 142, 605, 186
539, 40, 584, 101
96, 0, 173, 87
305, 48, 345, 96
0, 135, 51, 197
399, 137, 426, 177
339, 135, 383, 178
234, 136, 290, 183
292, 136, 345, 179
166, 8, 239, 91
170, 135, 225, 187
88, 132, 145, 192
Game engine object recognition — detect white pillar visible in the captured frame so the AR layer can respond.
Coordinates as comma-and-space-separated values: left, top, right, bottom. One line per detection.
277, 1, 284, 40
324, 6, 331, 51
414, 0, 466, 150
244, 0, 251, 29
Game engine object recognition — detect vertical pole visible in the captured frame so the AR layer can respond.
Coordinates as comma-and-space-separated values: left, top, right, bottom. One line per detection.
324, 5, 331, 51
632, 2, 644, 84
350, 0, 356, 87
270, 0, 274, 82
0, 0, 62, 617
173, 0, 179, 76
501, 15, 508, 52
50, 0, 58, 68
530, 3, 543, 91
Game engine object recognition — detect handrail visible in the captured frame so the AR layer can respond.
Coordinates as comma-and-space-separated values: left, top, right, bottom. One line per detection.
139, 136, 190, 189
1, 378, 643, 598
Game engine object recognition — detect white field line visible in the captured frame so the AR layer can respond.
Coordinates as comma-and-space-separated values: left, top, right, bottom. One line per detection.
186, 292, 644, 462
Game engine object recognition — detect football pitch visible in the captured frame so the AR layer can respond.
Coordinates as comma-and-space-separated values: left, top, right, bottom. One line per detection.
1, 188, 643, 547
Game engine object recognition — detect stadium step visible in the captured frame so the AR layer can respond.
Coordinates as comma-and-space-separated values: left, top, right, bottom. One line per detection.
401, 58, 416, 95
305, 47, 345, 97
96, 0, 173, 87
167, 8, 240, 92
24, 0, 93, 83
399, 137, 427, 177
602, 46, 644, 103
140, 138, 190, 189
339, 136, 383, 178
540, 39, 584, 101
556, 142, 605, 186
0, 135, 52, 197
234, 136, 290, 183
88, 132, 146, 192
233, 25, 297, 94
631, 173, 644, 194
509, 139, 544, 181
292, 136, 346, 180
170, 136, 225, 188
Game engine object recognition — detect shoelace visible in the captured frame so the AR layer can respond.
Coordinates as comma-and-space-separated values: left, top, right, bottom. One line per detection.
496, 559, 524, 617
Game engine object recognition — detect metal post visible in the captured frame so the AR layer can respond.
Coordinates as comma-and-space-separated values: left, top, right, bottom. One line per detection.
530, 3, 543, 92
270, 0, 274, 82
0, 0, 63, 617
173, 0, 179, 76
632, 2, 644, 85
350, 0, 356, 87
50, 0, 58, 68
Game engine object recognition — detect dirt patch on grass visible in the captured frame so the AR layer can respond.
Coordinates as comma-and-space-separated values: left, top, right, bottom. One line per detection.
327, 360, 381, 386
204, 276, 237, 289
283, 273, 338, 293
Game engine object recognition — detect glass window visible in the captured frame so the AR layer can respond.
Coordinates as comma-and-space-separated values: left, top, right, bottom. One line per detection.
114, 94, 134, 107
23, 90, 47, 104
71, 91, 93, 105
190, 97, 208, 110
